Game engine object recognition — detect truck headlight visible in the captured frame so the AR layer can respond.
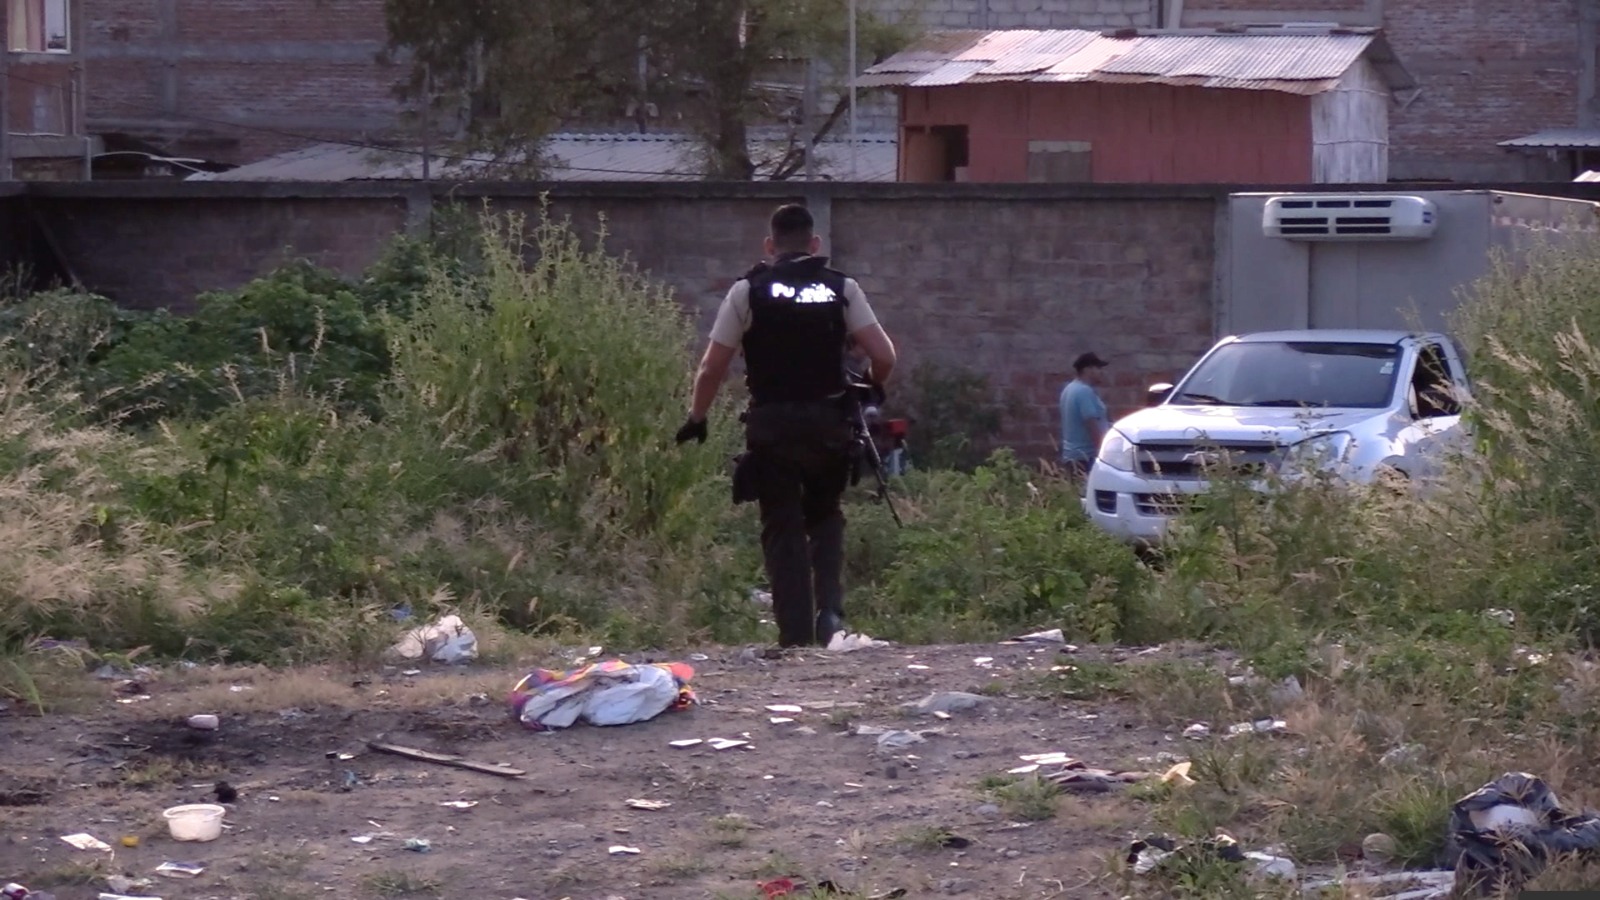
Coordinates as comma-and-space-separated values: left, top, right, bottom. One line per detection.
1096, 430, 1136, 472
1281, 432, 1354, 476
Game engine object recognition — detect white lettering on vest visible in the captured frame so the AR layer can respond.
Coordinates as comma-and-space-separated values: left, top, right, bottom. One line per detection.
796, 284, 837, 305
768, 281, 837, 305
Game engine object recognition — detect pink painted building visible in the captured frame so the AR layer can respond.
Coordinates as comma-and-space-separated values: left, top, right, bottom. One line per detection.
862, 27, 1416, 184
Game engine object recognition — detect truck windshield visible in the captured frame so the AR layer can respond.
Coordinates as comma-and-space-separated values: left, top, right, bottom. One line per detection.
1169, 341, 1402, 409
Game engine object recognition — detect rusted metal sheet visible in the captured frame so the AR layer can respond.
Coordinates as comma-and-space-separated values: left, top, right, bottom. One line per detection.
862, 27, 1414, 96
1499, 128, 1600, 149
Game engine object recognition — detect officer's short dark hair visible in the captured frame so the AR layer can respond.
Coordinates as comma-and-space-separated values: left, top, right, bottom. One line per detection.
770, 203, 814, 252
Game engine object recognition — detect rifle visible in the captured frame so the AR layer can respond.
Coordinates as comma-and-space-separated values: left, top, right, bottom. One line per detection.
846, 375, 903, 528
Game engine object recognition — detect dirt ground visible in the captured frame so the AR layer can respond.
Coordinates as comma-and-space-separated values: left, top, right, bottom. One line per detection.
0, 640, 1185, 900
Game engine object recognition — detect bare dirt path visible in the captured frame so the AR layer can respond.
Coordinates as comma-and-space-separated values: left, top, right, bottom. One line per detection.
0, 641, 1178, 900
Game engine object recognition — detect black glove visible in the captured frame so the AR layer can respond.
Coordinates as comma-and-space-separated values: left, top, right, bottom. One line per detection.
675, 417, 708, 445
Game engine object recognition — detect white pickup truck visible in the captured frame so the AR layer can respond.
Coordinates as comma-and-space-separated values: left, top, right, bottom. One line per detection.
1082, 329, 1473, 545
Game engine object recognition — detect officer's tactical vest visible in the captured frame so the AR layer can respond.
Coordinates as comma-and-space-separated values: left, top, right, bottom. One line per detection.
742, 253, 850, 406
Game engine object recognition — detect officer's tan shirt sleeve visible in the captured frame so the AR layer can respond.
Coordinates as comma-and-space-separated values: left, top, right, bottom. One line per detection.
843, 278, 879, 332
708, 280, 752, 348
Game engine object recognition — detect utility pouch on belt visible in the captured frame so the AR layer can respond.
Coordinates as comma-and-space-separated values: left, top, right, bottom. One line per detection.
731, 452, 760, 505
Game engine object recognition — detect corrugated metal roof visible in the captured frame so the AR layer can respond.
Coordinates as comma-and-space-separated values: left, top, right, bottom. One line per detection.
861, 27, 1415, 95
1500, 128, 1600, 149
188, 131, 899, 183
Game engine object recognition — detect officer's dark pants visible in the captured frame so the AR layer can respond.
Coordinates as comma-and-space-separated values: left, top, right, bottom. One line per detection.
743, 401, 855, 648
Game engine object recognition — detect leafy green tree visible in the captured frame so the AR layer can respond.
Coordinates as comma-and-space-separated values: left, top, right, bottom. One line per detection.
381, 0, 911, 179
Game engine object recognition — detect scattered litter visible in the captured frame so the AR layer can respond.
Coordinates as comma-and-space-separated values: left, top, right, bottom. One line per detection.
1362, 832, 1397, 864
875, 730, 930, 753
1020, 752, 1076, 765
1128, 832, 1294, 880
689, 653, 710, 662
608, 845, 641, 856
388, 613, 479, 664
1447, 771, 1600, 894
60, 833, 112, 852
153, 862, 205, 879
1161, 761, 1195, 787
1244, 851, 1296, 880
120, 835, 140, 848
1303, 871, 1455, 898
757, 877, 797, 897
403, 838, 431, 853
97, 894, 161, 900
769, 717, 795, 725
1226, 718, 1289, 738
511, 660, 697, 731
228, 685, 251, 693
326, 752, 357, 762
185, 714, 219, 731
436, 800, 477, 810
766, 704, 804, 714
708, 738, 750, 751
1484, 608, 1516, 628
1011, 628, 1066, 644
669, 739, 704, 748
367, 741, 525, 778
401, 669, 422, 677
105, 877, 153, 893
932, 710, 951, 720
350, 833, 390, 845
1380, 744, 1425, 768
625, 798, 671, 811
972, 656, 994, 667
749, 589, 773, 607
162, 804, 224, 843
902, 691, 989, 716
827, 632, 890, 652
1269, 675, 1304, 706
1050, 770, 1123, 793
1182, 723, 1210, 740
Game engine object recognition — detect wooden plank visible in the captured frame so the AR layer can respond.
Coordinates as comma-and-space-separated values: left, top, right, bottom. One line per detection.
366, 740, 527, 778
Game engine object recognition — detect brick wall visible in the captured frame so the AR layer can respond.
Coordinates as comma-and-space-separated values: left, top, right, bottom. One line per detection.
79, 0, 1161, 164
1181, 0, 1587, 182
33, 193, 411, 309
76, 0, 1595, 182
22, 182, 1219, 460
82, 0, 407, 163
831, 196, 1215, 453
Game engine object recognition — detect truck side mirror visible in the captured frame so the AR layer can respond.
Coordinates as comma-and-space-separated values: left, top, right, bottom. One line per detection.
1147, 383, 1174, 406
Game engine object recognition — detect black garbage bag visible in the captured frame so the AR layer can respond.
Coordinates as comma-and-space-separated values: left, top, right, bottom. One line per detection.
1445, 772, 1600, 895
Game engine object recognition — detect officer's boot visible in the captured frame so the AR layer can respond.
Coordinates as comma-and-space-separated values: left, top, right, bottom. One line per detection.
815, 608, 844, 648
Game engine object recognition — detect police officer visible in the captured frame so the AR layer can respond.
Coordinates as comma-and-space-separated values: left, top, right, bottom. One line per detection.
675, 203, 897, 648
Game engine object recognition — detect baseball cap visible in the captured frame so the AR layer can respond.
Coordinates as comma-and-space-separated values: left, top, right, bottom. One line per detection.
1073, 352, 1109, 370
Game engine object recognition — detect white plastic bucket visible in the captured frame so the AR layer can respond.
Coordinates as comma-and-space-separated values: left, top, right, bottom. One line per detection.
162, 803, 225, 842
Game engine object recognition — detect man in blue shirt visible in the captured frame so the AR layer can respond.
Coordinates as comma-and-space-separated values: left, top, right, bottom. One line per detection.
1059, 352, 1109, 478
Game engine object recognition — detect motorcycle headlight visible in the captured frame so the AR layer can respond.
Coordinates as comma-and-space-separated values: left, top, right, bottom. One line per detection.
1281, 432, 1354, 476
1096, 430, 1136, 472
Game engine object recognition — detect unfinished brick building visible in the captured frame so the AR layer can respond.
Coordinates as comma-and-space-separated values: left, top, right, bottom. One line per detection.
44, 0, 1600, 181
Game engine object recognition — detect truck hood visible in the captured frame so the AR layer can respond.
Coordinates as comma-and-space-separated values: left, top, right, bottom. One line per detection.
1111, 405, 1384, 445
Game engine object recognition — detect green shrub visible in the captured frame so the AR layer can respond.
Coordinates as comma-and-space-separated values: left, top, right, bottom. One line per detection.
850, 450, 1147, 643
898, 361, 1008, 472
